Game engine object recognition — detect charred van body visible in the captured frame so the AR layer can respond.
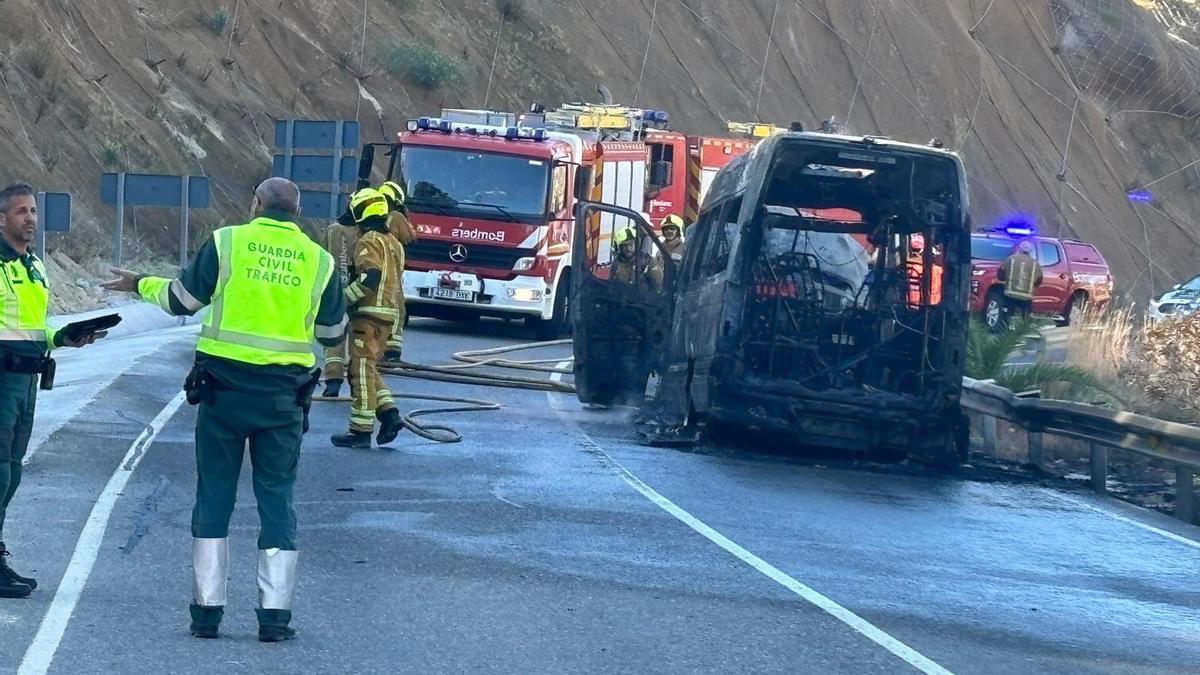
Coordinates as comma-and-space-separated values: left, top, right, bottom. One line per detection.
572, 131, 971, 464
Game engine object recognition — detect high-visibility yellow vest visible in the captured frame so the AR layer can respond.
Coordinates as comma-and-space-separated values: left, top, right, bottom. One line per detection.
197, 217, 333, 367
0, 254, 55, 345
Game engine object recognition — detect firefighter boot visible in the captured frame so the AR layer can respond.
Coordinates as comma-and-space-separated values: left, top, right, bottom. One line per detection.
376, 408, 403, 446
190, 538, 228, 638
257, 548, 298, 643
321, 378, 343, 399
0, 544, 37, 591
331, 430, 372, 449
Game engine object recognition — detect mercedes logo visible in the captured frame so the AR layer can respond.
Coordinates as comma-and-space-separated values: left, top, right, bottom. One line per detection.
449, 244, 468, 263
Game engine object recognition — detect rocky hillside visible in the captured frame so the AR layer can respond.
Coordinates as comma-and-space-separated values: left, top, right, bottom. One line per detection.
1, 0, 1199, 304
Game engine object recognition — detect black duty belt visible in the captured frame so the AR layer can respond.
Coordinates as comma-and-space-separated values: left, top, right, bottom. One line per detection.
1, 353, 56, 390
3, 353, 51, 374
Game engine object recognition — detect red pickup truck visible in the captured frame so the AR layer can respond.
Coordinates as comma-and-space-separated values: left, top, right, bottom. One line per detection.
970, 230, 1113, 329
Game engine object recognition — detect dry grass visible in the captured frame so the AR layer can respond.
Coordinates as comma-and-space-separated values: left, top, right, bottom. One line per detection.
1062, 302, 1135, 381
1061, 304, 1198, 423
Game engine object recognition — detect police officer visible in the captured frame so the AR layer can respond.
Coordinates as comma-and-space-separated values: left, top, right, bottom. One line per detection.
0, 183, 103, 599
377, 181, 415, 363
102, 177, 346, 641
321, 206, 359, 398
331, 188, 405, 449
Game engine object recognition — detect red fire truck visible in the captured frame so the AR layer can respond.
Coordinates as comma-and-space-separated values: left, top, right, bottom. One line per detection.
356, 105, 664, 339
641, 121, 782, 226
354, 105, 778, 338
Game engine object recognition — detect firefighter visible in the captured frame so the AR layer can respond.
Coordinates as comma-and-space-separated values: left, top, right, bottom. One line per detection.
659, 214, 685, 262
997, 240, 1043, 328
321, 206, 359, 398
331, 188, 406, 449
610, 225, 663, 292
0, 183, 104, 599
102, 177, 346, 642
905, 233, 943, 308
377, 181, 415, 363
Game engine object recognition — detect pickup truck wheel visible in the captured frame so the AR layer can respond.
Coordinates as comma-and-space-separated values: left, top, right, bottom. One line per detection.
1061, 292, 1088, 327
983, 291, 1007, 333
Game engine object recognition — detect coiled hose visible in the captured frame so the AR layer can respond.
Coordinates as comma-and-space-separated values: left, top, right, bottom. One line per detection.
315, 339, 576, 444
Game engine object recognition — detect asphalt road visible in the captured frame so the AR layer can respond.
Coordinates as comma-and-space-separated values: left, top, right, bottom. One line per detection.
1, 318, 1199, 674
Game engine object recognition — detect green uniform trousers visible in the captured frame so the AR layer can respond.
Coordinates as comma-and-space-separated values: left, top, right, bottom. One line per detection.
0, 371, 36, 542
192, 387, 303, 550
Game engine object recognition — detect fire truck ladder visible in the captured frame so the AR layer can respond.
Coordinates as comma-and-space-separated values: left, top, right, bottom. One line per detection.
726, 121, 789, 138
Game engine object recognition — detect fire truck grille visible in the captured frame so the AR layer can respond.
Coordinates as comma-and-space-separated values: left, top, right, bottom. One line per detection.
406, 241, 536, 270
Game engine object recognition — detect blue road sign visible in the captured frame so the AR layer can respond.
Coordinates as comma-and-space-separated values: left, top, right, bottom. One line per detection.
272, 155, 357, 185
299, 190, 349, 218
101, 173, 211, 208
41, 192, 71, 232
274, 120, 360, 150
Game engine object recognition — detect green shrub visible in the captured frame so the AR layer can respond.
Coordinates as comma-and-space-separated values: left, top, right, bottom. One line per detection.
496, 0, 525, 21
197, 7, 230, 36
100, 139, 127, 169
25, 40, 53, 80
377, 43, 464, 89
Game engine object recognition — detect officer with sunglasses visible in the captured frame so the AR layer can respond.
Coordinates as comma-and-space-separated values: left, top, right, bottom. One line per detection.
0, 183, 104, 599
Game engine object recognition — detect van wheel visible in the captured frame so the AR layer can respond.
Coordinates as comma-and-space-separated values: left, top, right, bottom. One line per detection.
983, 291, 1007, 333
528, 274, 570, 342
1061, 292, 1088, 326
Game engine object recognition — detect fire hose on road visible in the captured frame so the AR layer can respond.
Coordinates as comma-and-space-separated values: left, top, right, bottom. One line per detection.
314, 339, 576, 444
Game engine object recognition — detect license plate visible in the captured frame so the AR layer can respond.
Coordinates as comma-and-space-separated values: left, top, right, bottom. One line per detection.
431, 288, 475, 302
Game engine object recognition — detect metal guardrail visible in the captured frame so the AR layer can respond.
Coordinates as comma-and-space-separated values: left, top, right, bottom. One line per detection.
962, 378, 1200, 524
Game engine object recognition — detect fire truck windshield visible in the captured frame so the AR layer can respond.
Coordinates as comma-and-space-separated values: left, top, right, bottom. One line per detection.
400, 146, 550, 225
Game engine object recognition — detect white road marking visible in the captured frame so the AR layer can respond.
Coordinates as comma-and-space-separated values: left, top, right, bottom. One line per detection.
18, 391, 188, 675
547, 363, 953, 675
23, 324, 199, 465
1046, 491, 1200, 551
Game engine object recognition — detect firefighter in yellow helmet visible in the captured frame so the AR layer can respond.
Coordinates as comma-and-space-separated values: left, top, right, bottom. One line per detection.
331, 188, 406, 449
319, 203, 360, 398
376, 181, 416, 362
610, 224, 663, 291
659, 214, 685, 262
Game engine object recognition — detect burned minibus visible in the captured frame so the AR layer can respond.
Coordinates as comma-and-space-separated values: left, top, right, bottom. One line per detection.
572, 131, 971, 463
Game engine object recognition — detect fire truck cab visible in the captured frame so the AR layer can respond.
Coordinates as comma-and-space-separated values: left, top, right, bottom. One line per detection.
360, 105, 661, 339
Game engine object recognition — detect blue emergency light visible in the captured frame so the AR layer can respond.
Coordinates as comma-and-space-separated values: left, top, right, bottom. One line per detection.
994, 213, 1037, 237
417, 117, 432, 130
505, 127, 519, 140
438, 120, 452, 133
1128, 189, 1153, 203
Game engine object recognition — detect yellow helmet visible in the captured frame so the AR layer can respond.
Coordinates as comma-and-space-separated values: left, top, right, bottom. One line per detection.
661, 214, 684, 231
349, 188, 389, 223
378, 181, 405, 208
614, 225, 637, 246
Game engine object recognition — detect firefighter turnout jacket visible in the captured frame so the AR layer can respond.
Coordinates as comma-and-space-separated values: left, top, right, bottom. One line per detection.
1000, 251, 1043, 301
388, 211, 418, 247
326, 217, 360, 287
344, 220, 404, 325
